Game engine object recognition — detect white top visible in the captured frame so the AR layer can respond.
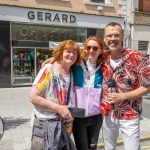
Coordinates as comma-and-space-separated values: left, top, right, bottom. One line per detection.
80, 60, 101, 87
110, 58, 121, 69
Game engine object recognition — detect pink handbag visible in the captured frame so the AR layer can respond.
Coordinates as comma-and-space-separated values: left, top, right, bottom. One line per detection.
75, 86, 102, 117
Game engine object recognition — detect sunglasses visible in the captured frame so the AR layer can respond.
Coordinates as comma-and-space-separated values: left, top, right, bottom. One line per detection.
86, 46, 99, 51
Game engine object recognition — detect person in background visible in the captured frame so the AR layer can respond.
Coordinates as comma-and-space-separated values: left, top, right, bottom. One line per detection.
42, 36, 104, 150
72, 36, 103, 150
101, 22, 150, 150
29, 40, 81, 150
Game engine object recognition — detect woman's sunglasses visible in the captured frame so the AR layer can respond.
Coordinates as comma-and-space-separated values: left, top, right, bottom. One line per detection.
86, 46, 99, 51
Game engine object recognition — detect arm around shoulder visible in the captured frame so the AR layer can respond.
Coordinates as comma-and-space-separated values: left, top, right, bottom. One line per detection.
41, 57, 55, 68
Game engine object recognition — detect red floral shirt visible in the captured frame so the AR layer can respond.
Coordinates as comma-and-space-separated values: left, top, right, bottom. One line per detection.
101, 49, 150, 120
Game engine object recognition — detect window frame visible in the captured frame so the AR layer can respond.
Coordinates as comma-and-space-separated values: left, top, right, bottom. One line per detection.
84, 0, 113, 7
91, 0, 105, 3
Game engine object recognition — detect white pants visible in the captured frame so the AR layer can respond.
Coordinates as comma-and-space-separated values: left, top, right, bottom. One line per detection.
102, 111, 141, 150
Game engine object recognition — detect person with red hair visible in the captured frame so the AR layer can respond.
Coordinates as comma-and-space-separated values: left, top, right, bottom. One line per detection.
72, 36, 104, 150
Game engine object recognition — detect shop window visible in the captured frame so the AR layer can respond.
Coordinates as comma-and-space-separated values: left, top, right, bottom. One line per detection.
87, 28, 104, 38
77, 28, 86, 43
87, 28, 96, 37
96, 29, 104, 38
11, 23, 86, 43
12, 48, 53, 86
36, 49, 52, 73
12, 48, 35, 86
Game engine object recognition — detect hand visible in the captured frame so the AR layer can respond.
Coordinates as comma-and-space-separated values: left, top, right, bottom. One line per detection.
41, 57, 55, 68
57, 105, 73, 121
107, 93, 126, 104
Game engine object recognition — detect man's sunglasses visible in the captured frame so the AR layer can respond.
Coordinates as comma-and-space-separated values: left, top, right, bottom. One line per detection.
86, 46, 99, 51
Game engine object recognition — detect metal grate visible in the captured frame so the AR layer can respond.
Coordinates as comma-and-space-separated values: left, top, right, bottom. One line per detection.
138, 41, 148, 53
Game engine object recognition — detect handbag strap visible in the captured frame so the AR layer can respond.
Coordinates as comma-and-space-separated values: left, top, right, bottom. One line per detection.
66, 72, 71, 105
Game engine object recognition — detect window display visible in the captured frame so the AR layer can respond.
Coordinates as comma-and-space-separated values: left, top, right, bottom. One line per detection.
36, 48, 52, 73
12, 48, 52, 86
12, 48, 34, 85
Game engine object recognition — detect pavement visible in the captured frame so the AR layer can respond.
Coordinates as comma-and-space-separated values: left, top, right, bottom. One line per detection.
0, 87, 150, 150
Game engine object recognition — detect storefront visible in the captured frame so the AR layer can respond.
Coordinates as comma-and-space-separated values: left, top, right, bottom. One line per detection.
11, 23, 87, 86
0, 5, 124, 87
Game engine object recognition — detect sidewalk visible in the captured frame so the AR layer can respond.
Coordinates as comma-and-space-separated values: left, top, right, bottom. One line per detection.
0, 87, 150, 150
0, 87, 33, 150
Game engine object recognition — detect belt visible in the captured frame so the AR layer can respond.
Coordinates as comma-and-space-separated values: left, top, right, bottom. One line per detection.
35, 115, 62, 122
47, 118, 62, 122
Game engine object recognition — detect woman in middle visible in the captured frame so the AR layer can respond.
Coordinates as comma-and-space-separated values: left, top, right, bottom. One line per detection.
71, 36, 104, 150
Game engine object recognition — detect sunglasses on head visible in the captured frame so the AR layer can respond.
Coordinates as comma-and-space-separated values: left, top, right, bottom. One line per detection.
86, 46, 99, 51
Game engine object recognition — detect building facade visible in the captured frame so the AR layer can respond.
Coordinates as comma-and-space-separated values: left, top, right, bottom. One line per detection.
125, 0, 150, 55
0, 0, 124, 87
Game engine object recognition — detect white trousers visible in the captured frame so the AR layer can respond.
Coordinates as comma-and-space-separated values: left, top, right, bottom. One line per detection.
102, 111, 141, 150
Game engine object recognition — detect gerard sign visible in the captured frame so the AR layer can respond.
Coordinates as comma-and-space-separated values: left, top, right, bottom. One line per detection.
27, 11, 76, 23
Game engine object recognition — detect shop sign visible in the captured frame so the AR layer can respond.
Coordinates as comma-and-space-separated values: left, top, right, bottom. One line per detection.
27, 11, 76, 23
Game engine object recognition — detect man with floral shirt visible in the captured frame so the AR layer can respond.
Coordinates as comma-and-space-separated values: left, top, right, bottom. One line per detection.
101, 22, 150, 150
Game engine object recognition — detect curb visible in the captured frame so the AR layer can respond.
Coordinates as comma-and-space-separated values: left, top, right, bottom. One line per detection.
97, 135, 150, 148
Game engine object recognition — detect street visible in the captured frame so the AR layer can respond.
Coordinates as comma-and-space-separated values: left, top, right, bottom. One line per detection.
0, 87, 150, 150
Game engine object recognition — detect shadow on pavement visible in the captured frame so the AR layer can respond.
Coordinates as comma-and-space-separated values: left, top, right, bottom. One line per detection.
2, 117, 30, 131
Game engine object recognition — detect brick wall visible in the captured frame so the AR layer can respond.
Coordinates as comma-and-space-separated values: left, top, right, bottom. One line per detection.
139, 0, 150, 12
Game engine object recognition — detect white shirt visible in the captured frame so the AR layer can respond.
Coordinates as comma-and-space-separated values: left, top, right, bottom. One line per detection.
110, 58, 121, 69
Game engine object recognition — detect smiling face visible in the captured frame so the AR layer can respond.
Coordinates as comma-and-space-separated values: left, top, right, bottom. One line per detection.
85, 40, 103, 63
62, 49, 78, 66
104, 25, 124, 52
53, 40, 81, 66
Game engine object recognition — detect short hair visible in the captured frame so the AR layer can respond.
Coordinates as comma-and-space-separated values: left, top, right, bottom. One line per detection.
105, 22, 123, 33
52, 40, 81, 65
81, 36, 104, 64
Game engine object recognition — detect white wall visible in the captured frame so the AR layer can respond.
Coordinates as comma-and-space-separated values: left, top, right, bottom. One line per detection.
132, 25, 150, 41
131, 25, 150, 55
